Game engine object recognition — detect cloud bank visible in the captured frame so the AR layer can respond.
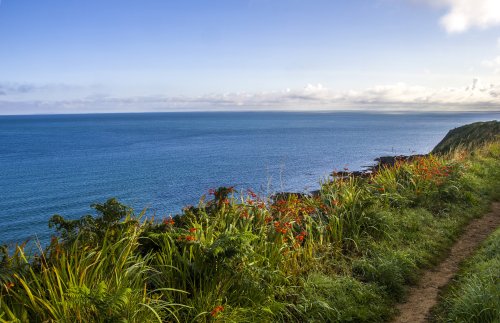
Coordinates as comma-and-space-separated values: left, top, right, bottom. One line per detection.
0, 79, 499, 115
0, 83, 39, 96
421, 0, 500, 33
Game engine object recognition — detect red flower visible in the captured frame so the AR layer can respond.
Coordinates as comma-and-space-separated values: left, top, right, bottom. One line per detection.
295, 230, 307, 243
274, 221, 290, 234
163, 218, 175, 226
178, 235, 196, 241
210, 305, 224, 317
247, 189, 257, 198
240, 210, 249, 219
189, 227, 197, 233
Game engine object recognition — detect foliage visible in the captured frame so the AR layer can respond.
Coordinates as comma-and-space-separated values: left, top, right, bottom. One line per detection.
432, 228, 500, 323
432, 120, 500, 155
48, 198, 137, 246
0, 133, 499, 322
0, 223, 175, 322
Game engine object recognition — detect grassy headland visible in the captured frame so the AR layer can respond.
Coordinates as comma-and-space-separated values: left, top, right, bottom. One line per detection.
432, 120, 500, 155
1, 121, 499, 322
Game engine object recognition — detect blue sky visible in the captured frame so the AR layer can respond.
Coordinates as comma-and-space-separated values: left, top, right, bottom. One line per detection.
1, 0, 500, 114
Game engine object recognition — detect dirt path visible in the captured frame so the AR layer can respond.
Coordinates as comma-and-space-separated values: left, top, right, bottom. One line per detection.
393, 202, 500, 323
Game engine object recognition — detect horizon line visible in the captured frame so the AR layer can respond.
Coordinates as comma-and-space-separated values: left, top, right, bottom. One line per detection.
0, 109, 499, 118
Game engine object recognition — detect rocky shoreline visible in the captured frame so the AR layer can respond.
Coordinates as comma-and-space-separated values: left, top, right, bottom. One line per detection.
270, 121, 500, 203
273, 154, 428, 201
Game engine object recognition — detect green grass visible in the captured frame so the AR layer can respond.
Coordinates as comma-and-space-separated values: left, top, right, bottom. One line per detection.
432, 228, 500, 323
432, 120, 500, 155
1, 137, 499, 322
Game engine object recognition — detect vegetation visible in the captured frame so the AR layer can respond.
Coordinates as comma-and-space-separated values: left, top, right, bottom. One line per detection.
1, 123, 499, 322
432, 120, 500, 155
432, 227, 500, 323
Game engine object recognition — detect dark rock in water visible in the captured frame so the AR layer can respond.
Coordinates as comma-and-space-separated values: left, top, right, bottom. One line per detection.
331, 170, 372, 178
325, 121, 499, 185
331, 154, 427, 179
310, 190, 321, 197
372, 154, 427, 170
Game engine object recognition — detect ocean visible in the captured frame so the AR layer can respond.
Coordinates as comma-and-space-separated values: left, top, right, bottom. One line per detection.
0, 111, 498, 245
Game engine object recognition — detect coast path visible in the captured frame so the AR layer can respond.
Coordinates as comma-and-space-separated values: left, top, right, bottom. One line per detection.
392, 202, 500, 323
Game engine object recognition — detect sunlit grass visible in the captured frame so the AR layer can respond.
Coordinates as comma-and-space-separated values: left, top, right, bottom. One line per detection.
1, 140, 499, 322
433, 228, 500, 323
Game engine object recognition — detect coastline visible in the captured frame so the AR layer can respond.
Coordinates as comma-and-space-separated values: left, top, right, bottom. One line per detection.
1, 114, 498, 245
1, 121, 499, 322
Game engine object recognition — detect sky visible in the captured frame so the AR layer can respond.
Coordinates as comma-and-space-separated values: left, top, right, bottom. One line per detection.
1, 0, 500, 114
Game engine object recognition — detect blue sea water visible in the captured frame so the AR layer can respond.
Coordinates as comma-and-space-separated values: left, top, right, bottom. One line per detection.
0, 111, 499, 245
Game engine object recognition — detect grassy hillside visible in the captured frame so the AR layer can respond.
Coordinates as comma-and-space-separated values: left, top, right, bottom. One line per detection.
432, 121, 500, 155
432, 228, 500, 322
1, 123, 499, 322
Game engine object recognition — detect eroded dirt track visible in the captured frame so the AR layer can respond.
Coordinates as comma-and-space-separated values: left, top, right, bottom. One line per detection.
392, 202, 500, 323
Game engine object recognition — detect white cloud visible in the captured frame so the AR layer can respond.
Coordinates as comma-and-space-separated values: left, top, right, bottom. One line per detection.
1, 79, 499, 114
184, 79, 500, 109
481, 55, 500, 73
284, 79, 498, 108
353, 79, 499, 107
420, 0, 500, 33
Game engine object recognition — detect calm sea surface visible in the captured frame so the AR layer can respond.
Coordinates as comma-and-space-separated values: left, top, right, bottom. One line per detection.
1, 111, 499, 244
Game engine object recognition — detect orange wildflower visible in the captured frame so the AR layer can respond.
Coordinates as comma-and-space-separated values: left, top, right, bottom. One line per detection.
163, 218, 175, 225
210, 305, 224, 317
247, 189, 257, 199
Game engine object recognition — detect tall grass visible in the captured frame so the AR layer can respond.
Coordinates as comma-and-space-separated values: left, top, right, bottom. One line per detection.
0, 219, 179, 322
1, 140, 499, 322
